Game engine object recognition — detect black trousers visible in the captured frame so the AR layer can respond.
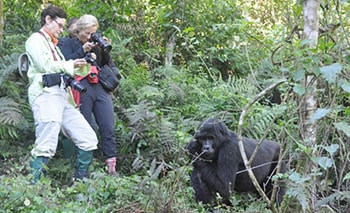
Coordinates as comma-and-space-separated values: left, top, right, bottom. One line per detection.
79, 77, 117, 159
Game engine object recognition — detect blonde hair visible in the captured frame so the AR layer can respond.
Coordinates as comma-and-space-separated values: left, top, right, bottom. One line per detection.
71, 14, 99, 36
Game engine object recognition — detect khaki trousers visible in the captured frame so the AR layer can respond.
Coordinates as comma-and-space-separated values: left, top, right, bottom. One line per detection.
31, 86, 98, 158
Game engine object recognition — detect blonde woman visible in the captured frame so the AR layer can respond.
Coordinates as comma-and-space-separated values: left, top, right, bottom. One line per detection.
58, 14, 121, 175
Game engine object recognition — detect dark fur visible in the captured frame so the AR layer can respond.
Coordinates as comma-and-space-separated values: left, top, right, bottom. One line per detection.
186, 118, 286, 206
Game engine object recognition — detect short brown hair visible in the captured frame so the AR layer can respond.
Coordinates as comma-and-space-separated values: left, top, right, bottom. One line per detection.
40, 5, 67, 27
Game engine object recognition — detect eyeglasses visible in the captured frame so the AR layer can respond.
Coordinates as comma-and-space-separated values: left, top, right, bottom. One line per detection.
53, 19, 65, 30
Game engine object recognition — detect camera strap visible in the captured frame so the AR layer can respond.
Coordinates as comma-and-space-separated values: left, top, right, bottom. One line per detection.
39, 31, 68, 89
38, 31, 62, 61
38, 32, 78, 107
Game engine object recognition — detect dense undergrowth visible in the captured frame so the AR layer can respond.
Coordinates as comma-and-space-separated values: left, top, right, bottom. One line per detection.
1, 0, 350, 212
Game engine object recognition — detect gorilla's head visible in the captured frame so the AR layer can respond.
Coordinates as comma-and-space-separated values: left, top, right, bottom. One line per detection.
194, 118, 229, 160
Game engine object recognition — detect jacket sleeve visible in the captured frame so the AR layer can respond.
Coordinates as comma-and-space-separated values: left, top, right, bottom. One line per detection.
58, 38, 85, 60
26, 32, 75, 77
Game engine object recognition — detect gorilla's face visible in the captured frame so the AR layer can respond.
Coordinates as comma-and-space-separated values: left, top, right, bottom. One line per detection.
195, 131, 217, 160
193, 118, 227, 160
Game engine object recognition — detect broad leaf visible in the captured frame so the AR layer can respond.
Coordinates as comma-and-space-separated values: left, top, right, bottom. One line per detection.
293, 69, 305, 81
309, 108, 331, 124
338, 79, 350, 93
312, 157, 334, 170
320, 63, 342, 83
322, 144, 339, 156
313, 65, 321, 76
334, 122, 350, 137
344, 172, 350, 182
293, 84, 305, 96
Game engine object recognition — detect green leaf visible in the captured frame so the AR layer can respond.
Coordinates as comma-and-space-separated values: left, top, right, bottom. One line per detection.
320, 63, 342, 83
295, 141, 312, 154
312, 156, 333, 170
344, 172, 350, 182
183, 27, 195, 33
301, 39, 311, 46
280, 67, 289, 73
313, 66, 321, 76
322, 144, 339, 156
293, 69, 305, 81
334, 122, 350, 137
288, 171, 311, 183
338, 79, 350, 93
309, 108, 331, 124
293, 84, 305, 96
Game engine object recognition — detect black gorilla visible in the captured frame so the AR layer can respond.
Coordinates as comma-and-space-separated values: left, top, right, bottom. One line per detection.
186, 118, 286, 206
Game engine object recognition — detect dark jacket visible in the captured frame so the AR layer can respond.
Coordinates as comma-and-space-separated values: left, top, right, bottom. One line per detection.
58, 37, 121, 79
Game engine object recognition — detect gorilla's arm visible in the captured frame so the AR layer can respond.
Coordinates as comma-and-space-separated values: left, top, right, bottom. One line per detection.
199, 142, 238, 199
191, 167, 213, 203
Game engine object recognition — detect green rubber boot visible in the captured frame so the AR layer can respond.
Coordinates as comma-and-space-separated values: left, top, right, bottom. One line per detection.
30, 156, 49, 183
75, 148, 93, 180
61, 135, 76, 159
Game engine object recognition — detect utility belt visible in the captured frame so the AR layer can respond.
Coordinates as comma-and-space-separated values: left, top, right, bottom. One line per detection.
42, 73, 86, 93
42, 73, 63, 88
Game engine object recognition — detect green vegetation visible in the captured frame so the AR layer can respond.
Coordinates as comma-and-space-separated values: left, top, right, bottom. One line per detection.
1, 0, 349, 212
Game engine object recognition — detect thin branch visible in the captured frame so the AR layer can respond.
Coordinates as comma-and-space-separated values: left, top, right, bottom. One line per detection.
236, 79, 286, 213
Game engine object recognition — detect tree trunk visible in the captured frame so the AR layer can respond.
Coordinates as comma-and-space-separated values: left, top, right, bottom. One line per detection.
301, 0, 320, 210
165, 34, 176, 67
0, 0, 3, 47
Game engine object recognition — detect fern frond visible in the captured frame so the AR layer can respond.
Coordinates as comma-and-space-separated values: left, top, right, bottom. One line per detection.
258, 58, 275, 74
157, 119, 176, 157
0, 97, 24, 126
126, 100, 156, 125
165, 83, 185, 105
137, 85, 165, 104
0, 125, 19, 139
247, 108, 275, 139
126, 100, 157, 142
245, 105, 287, 139
0, 53, 21, 86
226, 75, 258, 96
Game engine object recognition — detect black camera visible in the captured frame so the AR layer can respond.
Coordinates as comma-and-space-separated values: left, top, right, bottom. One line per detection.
84, 52, 96, 65
62, 75, 87, 93
90, 32, 112, 53
42, 73, 86, 93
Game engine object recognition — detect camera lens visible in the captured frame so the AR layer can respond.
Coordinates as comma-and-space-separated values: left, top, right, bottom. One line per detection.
62, 74, 87, 93
90, 32, 112, 53
70, 80, 87, 93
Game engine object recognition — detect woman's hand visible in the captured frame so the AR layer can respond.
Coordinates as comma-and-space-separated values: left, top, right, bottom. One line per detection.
103, 36, 112, 44
90, 52, 97, 60
82, 41, 96, 53
73, 58, 88, 68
